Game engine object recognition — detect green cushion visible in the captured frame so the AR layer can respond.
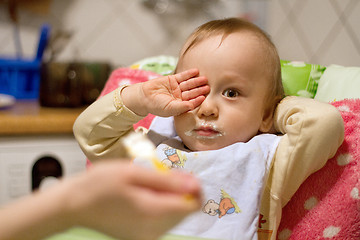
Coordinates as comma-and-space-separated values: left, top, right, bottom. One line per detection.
45, 227, 220, 240
314, 64, 360, 102
130, 55, 178, 76
281, 60, 326, 98
45, 227, 115, 240
129, 57, 330, 99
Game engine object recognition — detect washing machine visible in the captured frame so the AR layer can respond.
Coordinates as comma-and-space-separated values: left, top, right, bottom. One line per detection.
0, 135, 86, 205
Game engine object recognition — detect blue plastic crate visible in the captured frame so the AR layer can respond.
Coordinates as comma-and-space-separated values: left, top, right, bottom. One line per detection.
0, 24, 50, 99
0, 59, 41, 99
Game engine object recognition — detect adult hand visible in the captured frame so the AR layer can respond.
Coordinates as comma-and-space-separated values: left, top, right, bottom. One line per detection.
0, 161, 202, 240
65, 161, 202, 240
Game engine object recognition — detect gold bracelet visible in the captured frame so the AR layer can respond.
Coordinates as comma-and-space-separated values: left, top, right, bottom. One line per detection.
113, 84, 129, 114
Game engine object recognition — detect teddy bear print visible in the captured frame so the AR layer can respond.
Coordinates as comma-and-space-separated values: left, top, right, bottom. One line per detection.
162, 147, 187, 169
202, 189, 241, 218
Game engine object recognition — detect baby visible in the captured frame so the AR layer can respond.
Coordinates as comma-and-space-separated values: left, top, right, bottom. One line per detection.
74, 18, 343, 240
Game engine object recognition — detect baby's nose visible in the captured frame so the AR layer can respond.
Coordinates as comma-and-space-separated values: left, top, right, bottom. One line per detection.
197, 96, 218, 118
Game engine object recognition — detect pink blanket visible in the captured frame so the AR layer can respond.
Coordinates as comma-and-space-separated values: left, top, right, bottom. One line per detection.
278, 99, 360, 239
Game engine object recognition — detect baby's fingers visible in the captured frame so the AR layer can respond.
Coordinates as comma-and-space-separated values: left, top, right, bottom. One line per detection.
188, 96, 206, 110
182, 85, 210, 101
179, 76, 208, 92
173, 68, 200, 83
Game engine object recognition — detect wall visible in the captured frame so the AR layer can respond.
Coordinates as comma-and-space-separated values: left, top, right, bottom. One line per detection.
268, 0, 360, 67
0, 0, 359, 68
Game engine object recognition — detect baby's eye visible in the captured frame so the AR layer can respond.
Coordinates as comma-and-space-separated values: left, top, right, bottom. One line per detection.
222, 89, 240, 98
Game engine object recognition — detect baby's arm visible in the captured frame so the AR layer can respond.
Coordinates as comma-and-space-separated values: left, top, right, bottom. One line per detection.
73, 69, 209, 162
73, 89, 140, 162
271, 96, 344, 205
259, 97, 344, 239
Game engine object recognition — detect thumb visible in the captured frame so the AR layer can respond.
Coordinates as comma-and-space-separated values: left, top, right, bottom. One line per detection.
129, 166, 200, 195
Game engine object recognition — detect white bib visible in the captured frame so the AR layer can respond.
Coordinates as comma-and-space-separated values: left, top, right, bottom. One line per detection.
134, 133, 281, 240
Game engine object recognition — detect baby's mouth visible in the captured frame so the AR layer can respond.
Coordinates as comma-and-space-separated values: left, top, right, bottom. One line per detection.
195, 126, 220, 137
185, 123, 224, 139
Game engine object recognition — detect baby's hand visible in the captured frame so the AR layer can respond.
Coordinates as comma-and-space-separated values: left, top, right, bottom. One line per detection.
122, 69, 209, 117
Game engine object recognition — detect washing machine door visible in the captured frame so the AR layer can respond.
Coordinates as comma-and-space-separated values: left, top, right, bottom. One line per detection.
32, 155, 62, 191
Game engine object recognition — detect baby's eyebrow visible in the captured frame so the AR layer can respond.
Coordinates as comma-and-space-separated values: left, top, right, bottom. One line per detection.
220, 76, 249, 88
220, 71, 248, 81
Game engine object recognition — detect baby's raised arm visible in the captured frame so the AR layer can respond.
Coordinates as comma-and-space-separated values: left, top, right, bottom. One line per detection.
73, 69, 209, 162
121, 68, 209, 117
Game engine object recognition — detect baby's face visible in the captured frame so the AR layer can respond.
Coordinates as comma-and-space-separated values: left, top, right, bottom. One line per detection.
174, 32, 272, 151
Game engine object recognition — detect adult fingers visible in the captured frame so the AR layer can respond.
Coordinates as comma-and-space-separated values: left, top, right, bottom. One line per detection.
131, 186, 202, 216
129, 165, 201, 195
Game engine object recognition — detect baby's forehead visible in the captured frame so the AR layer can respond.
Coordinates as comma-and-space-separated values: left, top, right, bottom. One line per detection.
180, 32, 268, 65
187, 30, 263, 47
177, 32, 276, 88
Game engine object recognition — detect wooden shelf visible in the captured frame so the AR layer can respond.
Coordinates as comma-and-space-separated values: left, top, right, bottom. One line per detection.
0, 101, 86, 135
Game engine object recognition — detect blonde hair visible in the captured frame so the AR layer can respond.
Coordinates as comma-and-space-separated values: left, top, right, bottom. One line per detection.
176, 18, 284, 108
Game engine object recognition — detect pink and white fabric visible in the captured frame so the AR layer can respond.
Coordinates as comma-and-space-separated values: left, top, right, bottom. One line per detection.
278, 99, 360, 240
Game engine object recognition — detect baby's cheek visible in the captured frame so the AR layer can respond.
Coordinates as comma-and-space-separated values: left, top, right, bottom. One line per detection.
174, 113, 195, 132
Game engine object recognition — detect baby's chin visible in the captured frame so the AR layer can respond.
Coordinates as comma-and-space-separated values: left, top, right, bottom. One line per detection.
183, 135, 254, 151
184, 140, 232, 151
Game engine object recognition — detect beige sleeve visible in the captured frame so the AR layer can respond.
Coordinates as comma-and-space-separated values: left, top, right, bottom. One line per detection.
73, 87, 144, 162
271, 96, 344, 207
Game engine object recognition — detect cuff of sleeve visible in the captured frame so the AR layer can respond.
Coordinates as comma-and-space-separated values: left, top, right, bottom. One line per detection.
113, 85, 144, 120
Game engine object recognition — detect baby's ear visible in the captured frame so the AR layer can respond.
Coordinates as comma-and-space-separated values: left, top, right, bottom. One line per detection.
259, 104, 275, 133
